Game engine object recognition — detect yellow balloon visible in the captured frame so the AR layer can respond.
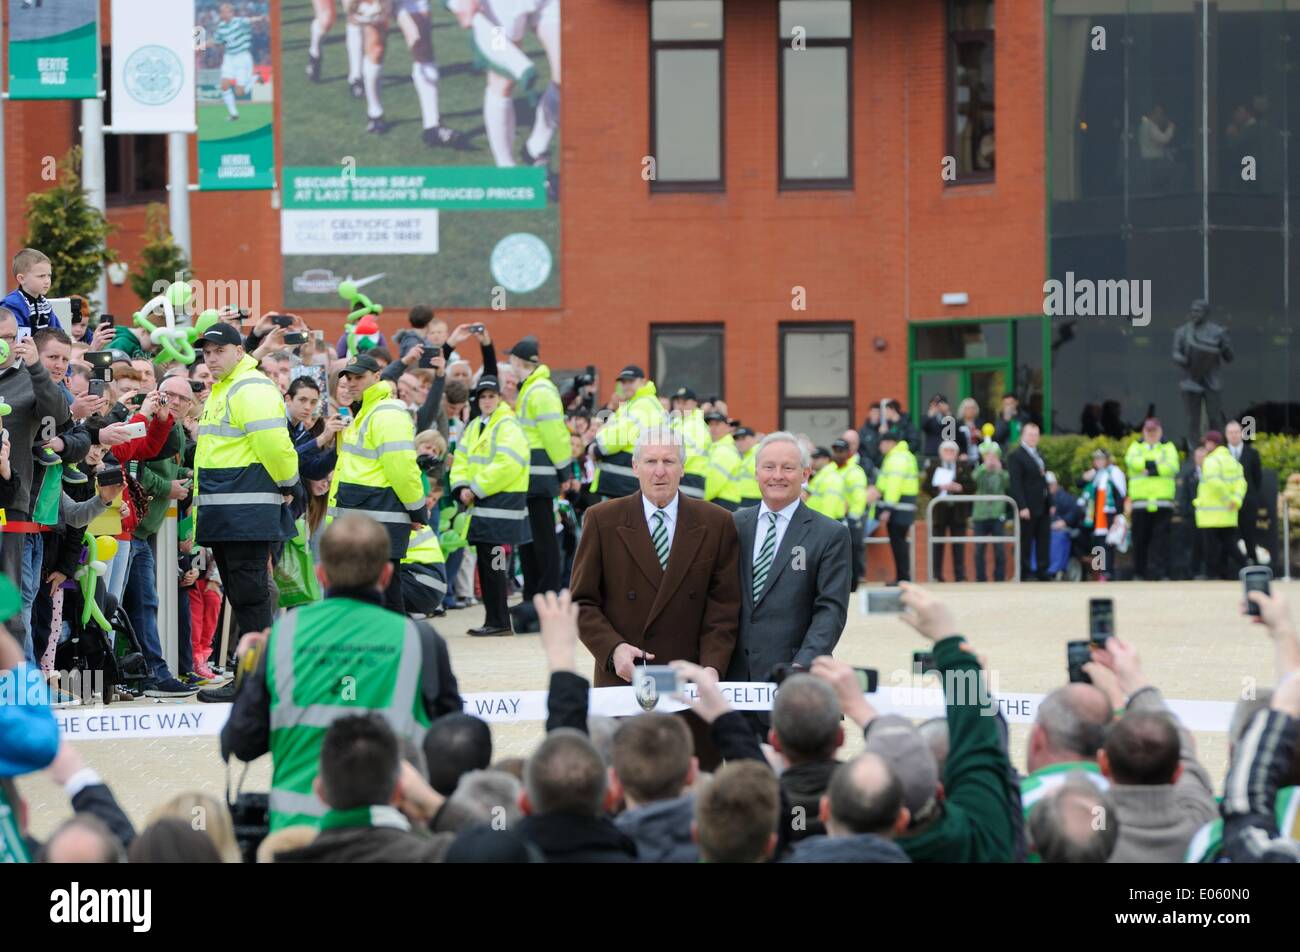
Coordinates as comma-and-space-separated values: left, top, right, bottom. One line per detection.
95, 536, 119, 562
982, 422, 995, 438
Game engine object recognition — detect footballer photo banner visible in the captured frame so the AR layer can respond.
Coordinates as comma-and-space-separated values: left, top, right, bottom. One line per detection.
279, 0, 562, 310
110, 0, 197, 134
195, 0, 275, 189
6, 0, 100, 100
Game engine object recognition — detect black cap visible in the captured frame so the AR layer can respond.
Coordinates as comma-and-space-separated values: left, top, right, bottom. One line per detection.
879, 429, 902, 443
507, 336, 540, 361
728, 418, 741, 427
339, 354, 381, 377
616, 365, 646, 381
671, 386, 696, 402
812, 446, 832, 459
473, 375, 501, 397
734, 427, 756, 439
831, 438, 850, 452
703, 410, 727, 423
197, 324, 244, 349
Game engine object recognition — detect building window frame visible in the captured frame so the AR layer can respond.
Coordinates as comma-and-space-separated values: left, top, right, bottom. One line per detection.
946, 1, 996, 187
777, 3, 853, 190
778, 321, 855, 436
649, 322, 726, 399
649, 1, 726, 193
97, 47, 167, 206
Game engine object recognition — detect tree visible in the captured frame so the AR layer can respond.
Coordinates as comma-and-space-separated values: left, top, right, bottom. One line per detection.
21, 146, 116, 305
130, 203, 193, 308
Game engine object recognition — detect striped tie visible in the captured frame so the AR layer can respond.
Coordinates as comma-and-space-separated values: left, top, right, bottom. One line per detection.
753, 512, 778, 599
651, 510, 670, 569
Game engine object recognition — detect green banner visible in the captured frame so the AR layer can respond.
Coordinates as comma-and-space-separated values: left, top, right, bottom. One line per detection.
196, 1, 274, 190
278, 0, 560, 308
7, 1, 99, 100
283, 166, 547, 210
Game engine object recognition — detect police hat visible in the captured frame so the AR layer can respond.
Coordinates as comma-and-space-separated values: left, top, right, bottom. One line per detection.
196, 324, 244, 350
473, 375, 501, 397
339, 354, 381, 377
703, 410, 727, 423
734, 427, 756, 439
671, 386, 697, 402
812, 446, 832, 459
617, 365, 646, 381
830, 438, 850, 452
507, 337, 540, 361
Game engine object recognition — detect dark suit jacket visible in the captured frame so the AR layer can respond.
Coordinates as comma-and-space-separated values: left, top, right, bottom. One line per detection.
571, 492, 740, 687
1234, 444, 1263, 504
725, 501, 849, 683
1007, 447, 1049, 517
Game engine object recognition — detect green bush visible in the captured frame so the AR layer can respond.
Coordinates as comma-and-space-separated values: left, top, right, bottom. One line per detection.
1255, 433, 1300, 483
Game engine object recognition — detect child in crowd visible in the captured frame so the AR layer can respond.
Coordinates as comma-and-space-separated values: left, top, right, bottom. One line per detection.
3, 248, 58, 331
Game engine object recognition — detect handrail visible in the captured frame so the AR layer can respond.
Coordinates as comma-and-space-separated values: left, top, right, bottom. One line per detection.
924, 494, 1022, 583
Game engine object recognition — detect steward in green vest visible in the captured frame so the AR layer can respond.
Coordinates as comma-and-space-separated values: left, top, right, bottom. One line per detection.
733, 427, 761, 508
806, 447, 847, 520
1194, 433, 1247, 580
704, 411, 742, 510
593, 366, 667, 498
1124, 417, 1180, 581
220, 514, 463, 832
671, 388, 713, 500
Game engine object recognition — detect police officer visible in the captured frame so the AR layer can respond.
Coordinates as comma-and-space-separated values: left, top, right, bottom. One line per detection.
328, 354, 426, 614
450, 376, 531, 635
832, 435, 869, 591
704, 410, 742, 510
1124, 416, 1179, 580
220, 514, 463, 832
507, 336, 570, 599
870, 431, 919, 583
193, 323, 299, 703
806, 446, 847, 521
1194, 430, 1246, 580
592, 365, 665, 498
671, 387, 711, 500
734, 426, 761, 508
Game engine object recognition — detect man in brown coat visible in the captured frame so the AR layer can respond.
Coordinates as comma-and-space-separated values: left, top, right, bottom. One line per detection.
570, 429, 741, 766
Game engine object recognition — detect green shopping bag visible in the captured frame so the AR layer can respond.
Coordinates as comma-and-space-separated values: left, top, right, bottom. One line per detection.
274, 519, 321, 608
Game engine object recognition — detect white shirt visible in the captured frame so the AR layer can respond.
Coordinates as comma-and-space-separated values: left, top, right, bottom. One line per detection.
1230, 442, 1243, 460
642, 491, 680, 552
752, 497, 801, 565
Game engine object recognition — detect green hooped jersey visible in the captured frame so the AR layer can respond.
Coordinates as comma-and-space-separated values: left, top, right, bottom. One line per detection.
1019, 762, 1110, 864
1185, 787, 1300, 863
266, 598, 431, 831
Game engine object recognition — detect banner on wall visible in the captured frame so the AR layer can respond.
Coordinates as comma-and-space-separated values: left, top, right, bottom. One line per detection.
279, 0, 562, 309
109, 0, 197, 134
195, 0, 274, 189
7, 0, 100, 100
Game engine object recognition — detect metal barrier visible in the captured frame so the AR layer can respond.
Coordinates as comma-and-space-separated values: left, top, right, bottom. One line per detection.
925, 495, 1022, 583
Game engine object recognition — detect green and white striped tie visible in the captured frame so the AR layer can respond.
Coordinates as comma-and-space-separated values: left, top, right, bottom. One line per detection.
753, 512, 778, 599
651, 510, 670, 568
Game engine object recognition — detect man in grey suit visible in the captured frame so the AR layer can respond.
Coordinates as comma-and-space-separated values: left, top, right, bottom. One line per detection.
726, 432, 851, 722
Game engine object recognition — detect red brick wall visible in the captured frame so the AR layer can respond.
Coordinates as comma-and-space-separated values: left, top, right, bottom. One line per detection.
3, 0, 1044, 434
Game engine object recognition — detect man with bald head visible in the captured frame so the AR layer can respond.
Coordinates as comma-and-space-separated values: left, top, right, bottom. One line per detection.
784, 752, 911, 863
1028, 776, 1120, 863
41, 814, 126, 863
570, 429, 740, 767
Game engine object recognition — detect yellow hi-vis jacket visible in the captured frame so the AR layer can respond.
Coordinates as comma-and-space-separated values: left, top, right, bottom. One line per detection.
1194, 445, 1246, 529
736, 445, 761, 506
877, 441, 920, 526
195, 354, 298, 543
450, 402, 533, 545
1124, 439, 1179, 511
807, 462, 847, 520
675, 407, 712, 499
706, 433, 743, 506
516, 364, 570, 498
327, 380, 424, 559
593, 381, 667, 497
840, 457, 869, 520
401, 523, 448, 605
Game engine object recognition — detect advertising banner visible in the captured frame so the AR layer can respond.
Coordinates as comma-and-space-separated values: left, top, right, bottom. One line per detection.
110, 0, 197, 134
195, 0, 275, 189
7, 0, 100, 100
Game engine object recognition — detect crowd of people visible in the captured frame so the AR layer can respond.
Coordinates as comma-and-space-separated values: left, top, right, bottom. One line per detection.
1, 241, 1297, 865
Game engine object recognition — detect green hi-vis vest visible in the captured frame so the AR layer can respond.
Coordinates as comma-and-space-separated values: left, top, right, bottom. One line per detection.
807, 463, 847, 520
1185, 786, 1300, 862
736, 446, 760, 504
1124, 440, 1179, 509
705, 434, 743, 505
840, 458, 869, 519
593, 382, 667, 497
1, 778, 30, 863
266, 599, 430, 832
675, 409, 713, 495
1194, 445, 1246, 529
878, 442, 920, 523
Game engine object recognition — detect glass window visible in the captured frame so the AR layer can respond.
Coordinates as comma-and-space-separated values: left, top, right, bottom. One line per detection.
948, 0, 995, 183
651, 325, 724, 399
779, 1, 851, 187
783, 407, 851, 447
914, 322, 1008, 361
780, 324, 854, 446
651, 1, 724, 190
101, 47, 166, 204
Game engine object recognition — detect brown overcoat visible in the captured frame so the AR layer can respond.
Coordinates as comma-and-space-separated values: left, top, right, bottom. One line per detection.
570, 492, 740, 687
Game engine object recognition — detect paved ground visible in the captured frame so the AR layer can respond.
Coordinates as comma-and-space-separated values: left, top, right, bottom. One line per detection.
18, 580, 1295, 841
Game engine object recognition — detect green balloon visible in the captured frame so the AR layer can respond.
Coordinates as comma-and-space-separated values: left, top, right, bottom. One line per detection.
338, 280, 358, 300
168, 282, 195, 306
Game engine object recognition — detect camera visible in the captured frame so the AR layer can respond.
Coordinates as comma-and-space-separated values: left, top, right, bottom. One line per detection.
271, 314, 294, 328
70, 298, 82, 319
1241, 566, 1272, 617
189, 379, 204, 394
284, 331, 308, 345
867, 587, 904, 613
96, 465, 124, 488
98, 313, 114, 326
417, 453, 443, 475
468, 323, 486, 334
912, 650, 938, 675
1067, 641, 1093, 684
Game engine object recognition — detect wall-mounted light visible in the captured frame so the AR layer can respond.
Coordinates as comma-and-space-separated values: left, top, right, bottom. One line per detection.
942, 292, 969, 306
873, 336, 887, 352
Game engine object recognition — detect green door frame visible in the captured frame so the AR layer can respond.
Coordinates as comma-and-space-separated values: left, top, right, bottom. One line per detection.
907, 315, 1053, 433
